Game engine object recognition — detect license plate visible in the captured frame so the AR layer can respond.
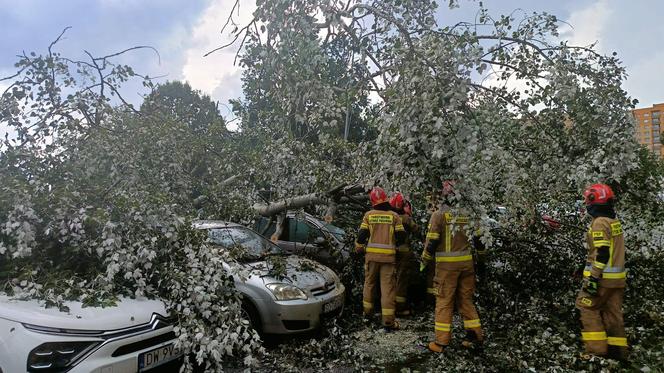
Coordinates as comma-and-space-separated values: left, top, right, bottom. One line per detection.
323, 295, 343, 313
138, 343, 182, 372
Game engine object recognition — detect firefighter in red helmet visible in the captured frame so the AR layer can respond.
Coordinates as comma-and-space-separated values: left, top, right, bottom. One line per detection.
356, 186, 406, 330
576, 183, 627, 360
389, 192, 419, 316
422, 180, 486, 352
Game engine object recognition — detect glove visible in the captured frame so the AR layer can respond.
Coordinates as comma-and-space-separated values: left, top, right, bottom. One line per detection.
420, 250, 433, 272
355, 243, 365, 254
584, 276, 600, 296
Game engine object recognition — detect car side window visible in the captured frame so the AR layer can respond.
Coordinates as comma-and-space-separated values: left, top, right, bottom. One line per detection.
255, 217, 291, 240
288, 218, 323, 244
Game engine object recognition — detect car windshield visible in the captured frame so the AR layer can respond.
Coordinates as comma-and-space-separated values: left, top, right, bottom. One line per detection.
207, 226, 283, 260
322, 223, 345, 241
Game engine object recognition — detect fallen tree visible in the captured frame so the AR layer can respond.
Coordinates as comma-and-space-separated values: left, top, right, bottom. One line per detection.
252, 183, 368, 241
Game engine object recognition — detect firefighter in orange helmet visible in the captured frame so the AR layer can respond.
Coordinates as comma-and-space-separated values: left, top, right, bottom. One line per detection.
576, 183, 627, 360
389, 192, 420, 316
355, 186, 407, 330
422, 180, 485, 352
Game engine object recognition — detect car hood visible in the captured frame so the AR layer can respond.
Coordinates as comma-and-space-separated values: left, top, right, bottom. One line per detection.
244, 255, 338, 291
0, 295, 168, 331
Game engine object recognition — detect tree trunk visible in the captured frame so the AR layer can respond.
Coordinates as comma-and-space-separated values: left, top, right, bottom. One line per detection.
253, 193, 325, 217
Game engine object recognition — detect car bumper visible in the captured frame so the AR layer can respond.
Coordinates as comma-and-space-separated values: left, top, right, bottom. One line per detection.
259, 283, 345, 334
0, 318, 182, 373
72, 328, 182, 373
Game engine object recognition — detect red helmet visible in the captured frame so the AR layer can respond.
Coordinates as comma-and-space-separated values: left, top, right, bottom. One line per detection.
442, 180, 456, 197
369, 187, 389, 207
583, 183, 615, 205
404, 200, 413, 216
389, 192, 405, 211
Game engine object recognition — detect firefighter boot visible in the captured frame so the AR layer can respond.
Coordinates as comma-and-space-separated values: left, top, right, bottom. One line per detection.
461, 330, 484, 350
428, 341, 445, 353
383, 320, 400, 332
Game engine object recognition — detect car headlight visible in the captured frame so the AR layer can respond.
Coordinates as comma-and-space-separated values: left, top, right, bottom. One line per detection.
265, 283, 308, 301
27, 341, 99, 372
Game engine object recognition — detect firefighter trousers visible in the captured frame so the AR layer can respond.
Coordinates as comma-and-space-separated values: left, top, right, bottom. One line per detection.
576, 287, 627, 359
434, 269, 483, 345
362, 261, 396, 326
395, 250, 413, 312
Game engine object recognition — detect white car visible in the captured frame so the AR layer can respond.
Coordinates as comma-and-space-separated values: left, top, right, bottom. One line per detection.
0, 296, 181, 373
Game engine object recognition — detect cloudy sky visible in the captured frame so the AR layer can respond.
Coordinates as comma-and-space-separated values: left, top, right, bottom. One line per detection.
1, 0, 663, 125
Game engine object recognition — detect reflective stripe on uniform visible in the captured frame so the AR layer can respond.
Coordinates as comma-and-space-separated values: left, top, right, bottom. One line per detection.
367, 214, 394, 224
607, 336, 628, 346
581, 331, 607, 341
395, 224, 405, 232
464, 319, 481, 329
435, 250, 473, 263
363, 301, 372, 309
382, 308, 395, 316
397, 246, 410, 253
366, 247, 396, 255
426, 232, 441, 240
422, 251, 433, 261
593, 261, 606, 270
435, 322, 451, 332
396, 296, 407, 303
368, 242, 395, 248
593, 240, 611, 248
360, 223, 369, 229
583, 270, 626, 279
445, 224, 452, 252
427, 287, 437, 295
583, 265, 626, 279
436, 255, 473, 262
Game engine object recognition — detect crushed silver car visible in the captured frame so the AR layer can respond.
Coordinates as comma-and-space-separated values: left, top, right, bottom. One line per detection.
194, 221, 345, 335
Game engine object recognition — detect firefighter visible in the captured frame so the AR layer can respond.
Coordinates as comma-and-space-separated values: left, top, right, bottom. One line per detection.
389, 193, 420, 316
421, 180, 485, 352
355, 186, 407, 330
576, 183, 627, 360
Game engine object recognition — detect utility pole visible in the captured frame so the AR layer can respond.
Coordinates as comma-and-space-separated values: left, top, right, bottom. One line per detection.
343, 49, 355, 141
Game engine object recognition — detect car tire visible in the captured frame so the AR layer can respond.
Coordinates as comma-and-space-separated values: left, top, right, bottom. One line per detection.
241, 299, 262, 335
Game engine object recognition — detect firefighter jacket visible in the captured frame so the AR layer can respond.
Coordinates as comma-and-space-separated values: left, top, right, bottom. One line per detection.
422, 206, 480, 272
584, 216, 626, 288
356, 208, 406, 263
398, 213, 419, 253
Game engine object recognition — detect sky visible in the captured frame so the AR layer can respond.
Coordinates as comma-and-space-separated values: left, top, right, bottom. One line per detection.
1, 0, 663, 131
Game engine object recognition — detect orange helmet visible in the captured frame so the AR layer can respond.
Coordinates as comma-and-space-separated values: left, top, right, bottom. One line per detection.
369, 187, 389, 207
583, 183, 615, 205
404, 200, 413, 216
389, 192, 406, 211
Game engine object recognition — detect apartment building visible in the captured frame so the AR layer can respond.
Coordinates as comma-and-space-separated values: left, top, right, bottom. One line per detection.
633, 103, 664, 157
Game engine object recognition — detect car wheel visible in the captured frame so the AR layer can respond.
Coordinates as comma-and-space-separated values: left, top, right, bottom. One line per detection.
241, 299, 262, 335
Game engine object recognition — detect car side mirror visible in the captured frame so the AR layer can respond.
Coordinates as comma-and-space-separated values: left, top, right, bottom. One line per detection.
314, 236, 326, 245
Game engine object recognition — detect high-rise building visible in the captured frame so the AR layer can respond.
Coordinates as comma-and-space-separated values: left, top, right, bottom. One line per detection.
633, 103, 664, 157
